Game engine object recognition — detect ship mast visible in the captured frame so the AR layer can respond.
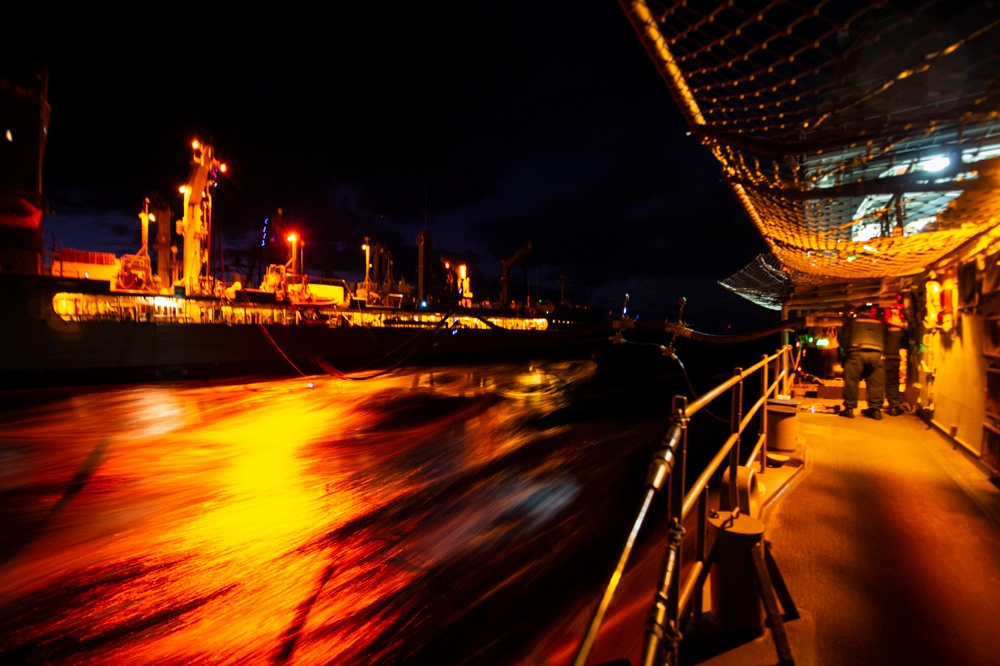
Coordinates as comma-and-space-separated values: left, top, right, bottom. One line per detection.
500, 241, 531, 307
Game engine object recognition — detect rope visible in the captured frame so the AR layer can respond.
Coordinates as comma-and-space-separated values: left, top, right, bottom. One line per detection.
307, 308, 463, 381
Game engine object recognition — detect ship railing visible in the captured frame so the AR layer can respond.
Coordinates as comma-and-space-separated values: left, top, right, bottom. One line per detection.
573, 343, 795, 666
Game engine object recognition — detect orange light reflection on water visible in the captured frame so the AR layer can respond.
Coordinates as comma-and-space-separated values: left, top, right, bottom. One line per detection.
0, 361, 603, 665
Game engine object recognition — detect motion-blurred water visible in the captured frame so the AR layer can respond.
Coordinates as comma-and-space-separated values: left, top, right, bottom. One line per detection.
0, 344, 765, 665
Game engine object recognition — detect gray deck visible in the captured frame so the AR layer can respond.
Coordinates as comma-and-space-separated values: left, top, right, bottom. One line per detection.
685, 399, 1000, 666
533, 395, 1000, 666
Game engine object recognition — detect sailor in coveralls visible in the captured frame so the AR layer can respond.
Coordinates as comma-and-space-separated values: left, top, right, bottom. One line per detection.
839, 309, 886, 420
882, 311, 908, 416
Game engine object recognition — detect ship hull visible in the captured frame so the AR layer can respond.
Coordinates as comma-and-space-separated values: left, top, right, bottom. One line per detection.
0, 273, 611, 389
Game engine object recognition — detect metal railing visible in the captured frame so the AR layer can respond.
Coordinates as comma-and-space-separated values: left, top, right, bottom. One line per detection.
573, 343, 795, 666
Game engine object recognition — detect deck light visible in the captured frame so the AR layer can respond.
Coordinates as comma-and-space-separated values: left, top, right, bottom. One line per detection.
922, 156, 950, 172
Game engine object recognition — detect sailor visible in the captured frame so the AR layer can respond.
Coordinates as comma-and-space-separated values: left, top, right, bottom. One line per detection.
839, 307, 886, 420
882, 307, 909, 416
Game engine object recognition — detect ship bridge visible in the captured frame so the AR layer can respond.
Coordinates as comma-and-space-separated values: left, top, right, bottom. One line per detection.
620, 0, 1000, 311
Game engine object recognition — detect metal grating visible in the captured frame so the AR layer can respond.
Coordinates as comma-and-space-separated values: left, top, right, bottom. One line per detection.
620, 0, 1000, 290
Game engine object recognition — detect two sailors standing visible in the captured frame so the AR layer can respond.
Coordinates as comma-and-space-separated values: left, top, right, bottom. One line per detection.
839, 306, 908, 419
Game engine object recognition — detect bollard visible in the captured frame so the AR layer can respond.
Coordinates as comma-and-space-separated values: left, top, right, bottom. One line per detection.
708, 510, 766, 636
720, 465, 762, 518
766, 398, 800, 452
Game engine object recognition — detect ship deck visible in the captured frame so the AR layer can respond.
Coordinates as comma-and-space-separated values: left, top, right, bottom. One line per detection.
538, 384, 1000, 666
685, 391, 1000, 666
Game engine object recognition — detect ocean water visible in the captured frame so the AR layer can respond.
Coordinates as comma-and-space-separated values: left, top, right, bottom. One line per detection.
0, 339, 777, 665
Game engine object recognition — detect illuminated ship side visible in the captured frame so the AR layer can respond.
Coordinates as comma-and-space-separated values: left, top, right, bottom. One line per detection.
0, 271, 607, 387
0, 61, 607, 389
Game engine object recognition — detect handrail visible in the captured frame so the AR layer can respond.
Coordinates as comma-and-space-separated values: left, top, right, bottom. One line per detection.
684, 353, 771, 416
573, 343, 794, 666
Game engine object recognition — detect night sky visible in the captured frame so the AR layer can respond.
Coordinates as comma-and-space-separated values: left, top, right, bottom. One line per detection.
24, 3, 771, 329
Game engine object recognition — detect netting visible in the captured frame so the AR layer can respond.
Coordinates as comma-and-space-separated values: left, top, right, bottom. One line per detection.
717, 253, 792, 310
620, 0, 1000, 292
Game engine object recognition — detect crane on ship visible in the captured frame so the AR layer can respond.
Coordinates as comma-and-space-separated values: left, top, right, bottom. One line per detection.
117, 194, 174, 293
176, 140, 226, 296
117, 198, 157, 291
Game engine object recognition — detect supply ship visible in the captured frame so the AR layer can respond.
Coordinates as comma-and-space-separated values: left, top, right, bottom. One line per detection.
0, 60, 606, 389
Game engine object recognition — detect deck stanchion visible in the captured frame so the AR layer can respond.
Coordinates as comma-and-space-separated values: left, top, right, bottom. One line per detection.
760, 353, 769, 474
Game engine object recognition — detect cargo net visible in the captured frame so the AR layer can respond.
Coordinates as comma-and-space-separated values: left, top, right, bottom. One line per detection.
718, 253, 792, 311
620, 0, 1000, 285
